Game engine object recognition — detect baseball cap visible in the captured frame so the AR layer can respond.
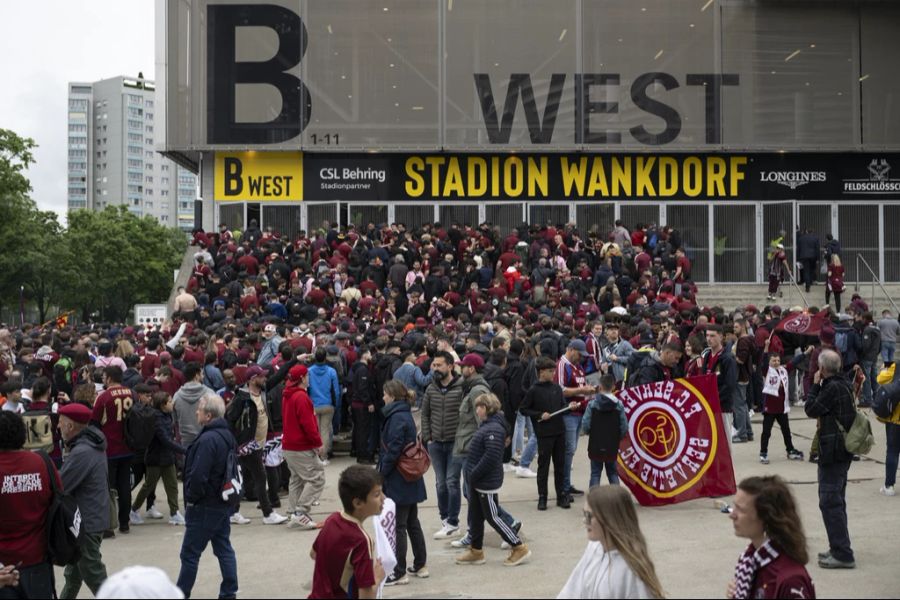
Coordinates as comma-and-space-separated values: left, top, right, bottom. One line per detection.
567, 339, 588, 356
458, 353, 484, 370
97, 565, 184, 599
264, 324, 277, 334
288, 364, 308, 381
59, 403, 92, 424
415, 317, 428, 328
245, 365, 268, 380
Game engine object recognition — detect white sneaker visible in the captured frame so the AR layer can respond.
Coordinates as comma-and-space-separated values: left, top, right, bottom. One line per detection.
230, 512, 251, 525
433, 521, 460, 540
503, 463, 514, 473
881, 485, 896, 497
169, 511, 186, 525
129, 510, 144, 525
263, 511, 289, 525
146, 505, 164, 520
319, 459, 330, 467
515, 466, 537, 478
288, 512, 318, 530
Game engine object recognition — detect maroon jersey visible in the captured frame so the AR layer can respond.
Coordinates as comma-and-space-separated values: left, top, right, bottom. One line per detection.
91, 384, 135, 457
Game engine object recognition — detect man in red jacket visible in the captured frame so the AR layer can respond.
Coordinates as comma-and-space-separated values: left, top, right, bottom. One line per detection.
281, 364, 326, 531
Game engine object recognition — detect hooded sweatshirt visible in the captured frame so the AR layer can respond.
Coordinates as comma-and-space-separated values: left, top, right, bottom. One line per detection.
173, 381, 214, 445
61, 425, 110, 534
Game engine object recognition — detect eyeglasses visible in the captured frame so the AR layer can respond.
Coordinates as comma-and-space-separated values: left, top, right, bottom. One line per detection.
582, 510, 594, 525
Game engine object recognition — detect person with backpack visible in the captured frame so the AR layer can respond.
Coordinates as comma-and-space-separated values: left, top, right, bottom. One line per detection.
176, 393, 239, 599
378, 380, 428, 585
875, 362, 900, 497
0, 411, 61, 599
21, 377, 56, 456
581, 374, 627, 487
58, 402, 110, 599
804, 349, 857, 569
832, 314, 860, 376
128, 383, 163, 523
202, 351, 226, 392
130, 392, 187, 527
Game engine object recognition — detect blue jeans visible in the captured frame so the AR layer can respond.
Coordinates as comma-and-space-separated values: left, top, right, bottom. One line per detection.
861, 360, 878, 405
563, 413, 583, 492
886, 423, 900, 488
520, 433, 538, 468
733, 383, 753, 440
589, 460, 620, 487
817, 461, 854, 563
428, 441, 463, 527
177, 505, 238, 599
513, 411, 534, 457
882, 342, 896, 365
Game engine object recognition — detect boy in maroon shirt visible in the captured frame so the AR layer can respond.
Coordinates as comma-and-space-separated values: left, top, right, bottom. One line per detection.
310, 466, 386, 599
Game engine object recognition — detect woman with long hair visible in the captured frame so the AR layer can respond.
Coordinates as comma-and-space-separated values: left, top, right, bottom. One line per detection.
726, 476, 815, 599
559, 485, 664, 599
826, 254, 845, 313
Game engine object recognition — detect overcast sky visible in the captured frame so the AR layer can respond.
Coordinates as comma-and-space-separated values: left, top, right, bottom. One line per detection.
0, 0, 155, 222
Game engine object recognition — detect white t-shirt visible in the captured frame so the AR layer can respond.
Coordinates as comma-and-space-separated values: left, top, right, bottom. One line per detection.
558, 543, 654, 599
373, 498, 397, 599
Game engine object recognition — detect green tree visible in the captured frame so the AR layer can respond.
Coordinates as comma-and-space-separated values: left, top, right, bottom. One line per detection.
65, 206, 186, 322
0, 129, 39, 318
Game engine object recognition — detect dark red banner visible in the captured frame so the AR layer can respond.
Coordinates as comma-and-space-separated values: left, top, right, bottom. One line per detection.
616, 375, 736, 507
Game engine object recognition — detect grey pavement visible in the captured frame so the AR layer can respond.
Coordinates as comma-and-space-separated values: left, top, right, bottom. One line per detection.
61, 411, 900, 598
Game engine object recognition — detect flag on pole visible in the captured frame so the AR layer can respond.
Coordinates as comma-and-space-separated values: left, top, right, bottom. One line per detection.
616, 374, 736, 507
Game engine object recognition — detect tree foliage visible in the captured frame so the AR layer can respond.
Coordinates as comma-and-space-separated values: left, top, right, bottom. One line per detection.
0, 128, 188, 324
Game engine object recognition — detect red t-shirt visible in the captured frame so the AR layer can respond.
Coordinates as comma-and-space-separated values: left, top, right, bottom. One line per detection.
91, 384, 135, 457
556, 355, 588, 414
141, 352, 160, 379
310, 512, 376, 599
675, 256, 691, 281
0, 450, 61, 567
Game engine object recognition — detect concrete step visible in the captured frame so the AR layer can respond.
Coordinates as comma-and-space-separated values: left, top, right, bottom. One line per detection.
695, 283, 900, 313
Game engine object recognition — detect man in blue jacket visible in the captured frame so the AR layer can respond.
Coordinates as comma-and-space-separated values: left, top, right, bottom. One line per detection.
176, 393, 238, 599
308, 348, 341, 460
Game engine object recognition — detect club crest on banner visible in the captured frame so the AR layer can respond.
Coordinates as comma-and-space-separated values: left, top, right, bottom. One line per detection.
783, 314, 812, 334
617, 375, 736, 506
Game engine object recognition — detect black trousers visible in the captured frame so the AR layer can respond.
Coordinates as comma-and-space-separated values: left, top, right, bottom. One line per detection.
536, 434, 566, 499
131, 460, 156, 510
108, 456, 132, 532
352, 406, 373, 460
760, 413, 796, 455
470, 492, 522, 551
239, 449, 272, 516
801, 259, 816, 290
502, 410, 517, 463
394, 503, 427, 575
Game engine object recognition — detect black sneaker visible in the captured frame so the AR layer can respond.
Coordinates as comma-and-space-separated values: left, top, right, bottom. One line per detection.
809, 453, 819, 464
103, 530, 116, 539
384, 573, 410, 586
537, 496, 547, 511
557, 496, 571, 509
568, 487, 585, 496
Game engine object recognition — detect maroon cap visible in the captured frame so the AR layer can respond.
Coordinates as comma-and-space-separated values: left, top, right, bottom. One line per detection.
415, 317, 427, 328
59, 403, 92, 425
288, 364, 308, 381
458, 354, 484, 370
124, 327, 135, 336
245, 365, 268, 380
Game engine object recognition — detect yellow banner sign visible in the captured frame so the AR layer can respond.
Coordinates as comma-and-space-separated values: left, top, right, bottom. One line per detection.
214, 152, 303, 201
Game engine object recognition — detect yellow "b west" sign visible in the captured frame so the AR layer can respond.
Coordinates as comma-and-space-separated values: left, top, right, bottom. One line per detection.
214, 152, 303, 201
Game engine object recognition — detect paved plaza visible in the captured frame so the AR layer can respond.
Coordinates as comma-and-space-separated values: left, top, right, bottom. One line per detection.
61, 411, 899, 599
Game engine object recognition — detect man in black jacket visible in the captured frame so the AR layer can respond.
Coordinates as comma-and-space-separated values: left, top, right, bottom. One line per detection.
177, 393, 239, 598
797, 228, 820, 292
702, 326, 738, 451
805, 349, 856, 570
625, 343, 683, 388
349, 349, 376, 464
519, 357, 574, 510
503, 340, 527, 466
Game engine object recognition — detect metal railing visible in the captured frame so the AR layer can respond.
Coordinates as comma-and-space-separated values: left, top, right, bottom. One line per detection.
854, 254, 900, 315
785, 264, 810, 310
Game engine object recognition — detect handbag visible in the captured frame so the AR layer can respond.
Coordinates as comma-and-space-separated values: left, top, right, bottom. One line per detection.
396, 436, 431, 482
38, 452, 83, 566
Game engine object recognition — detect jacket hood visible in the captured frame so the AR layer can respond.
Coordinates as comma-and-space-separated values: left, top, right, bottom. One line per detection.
382, 400, 412, 419
69, 424, 107, 452
463, 374, 489, 394
480, 412, 507, 429
595, 393, 619, 411
201, 417, 233, 436
177, 381, 209, 404
483, 363, 504, 381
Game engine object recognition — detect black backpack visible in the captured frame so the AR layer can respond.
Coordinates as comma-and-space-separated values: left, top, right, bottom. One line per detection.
125, 402, 157, 453
587, 402, 625, 462
214, 431, 243, 510
873, 372, 900, 419
38, 452, 83, 566
226, 394, 255, 447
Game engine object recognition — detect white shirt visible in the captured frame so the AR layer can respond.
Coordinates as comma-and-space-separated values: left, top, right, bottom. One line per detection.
558, 543, 654, 599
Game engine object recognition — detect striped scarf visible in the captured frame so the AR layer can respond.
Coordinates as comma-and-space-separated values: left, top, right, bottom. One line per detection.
733, 540, 779, 600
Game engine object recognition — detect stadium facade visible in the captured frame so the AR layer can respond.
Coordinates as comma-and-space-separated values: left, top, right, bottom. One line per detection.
156, 0, 900, 284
